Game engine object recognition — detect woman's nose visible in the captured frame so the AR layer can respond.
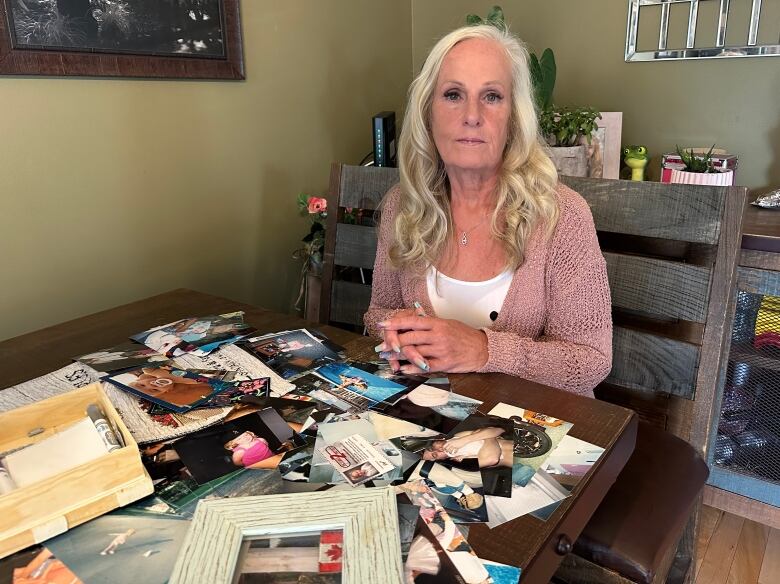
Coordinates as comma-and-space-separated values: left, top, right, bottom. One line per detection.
463, 98, 482, 127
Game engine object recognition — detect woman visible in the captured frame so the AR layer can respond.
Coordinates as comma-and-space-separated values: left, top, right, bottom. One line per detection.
365, 24, 611, 396
421, 427, 512, 469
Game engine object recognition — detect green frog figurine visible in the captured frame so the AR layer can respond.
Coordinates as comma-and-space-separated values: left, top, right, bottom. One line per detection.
623, 145, 648, 181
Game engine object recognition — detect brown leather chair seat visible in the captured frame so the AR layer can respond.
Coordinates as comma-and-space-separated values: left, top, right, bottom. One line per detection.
571, 421, 710, 583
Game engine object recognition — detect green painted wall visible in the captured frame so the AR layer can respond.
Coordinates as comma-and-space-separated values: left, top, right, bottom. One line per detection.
0, 1, 413, 342
411, 0, 779, 190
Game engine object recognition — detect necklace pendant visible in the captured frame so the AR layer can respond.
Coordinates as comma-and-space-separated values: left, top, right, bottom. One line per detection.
460, 231, 468, 246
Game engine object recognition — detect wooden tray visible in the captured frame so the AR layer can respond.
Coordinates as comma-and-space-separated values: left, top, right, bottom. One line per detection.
0, 383, 153, 558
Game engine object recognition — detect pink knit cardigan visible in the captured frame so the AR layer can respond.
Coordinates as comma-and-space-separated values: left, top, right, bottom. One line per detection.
364, 183, 612, 397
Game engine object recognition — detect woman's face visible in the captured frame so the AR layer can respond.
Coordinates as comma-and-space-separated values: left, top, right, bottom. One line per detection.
431, 38, 512, 178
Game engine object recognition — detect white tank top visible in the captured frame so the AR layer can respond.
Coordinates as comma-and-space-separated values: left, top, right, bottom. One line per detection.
426, 267, 513, 329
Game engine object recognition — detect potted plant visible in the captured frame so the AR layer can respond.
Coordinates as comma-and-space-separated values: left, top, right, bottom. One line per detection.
539, 106, 601, 177
466, 6, 600, 177
670, 145, 734, 186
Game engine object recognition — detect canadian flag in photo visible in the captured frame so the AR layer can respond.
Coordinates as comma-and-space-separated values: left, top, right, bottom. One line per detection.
318, 530, 343, 573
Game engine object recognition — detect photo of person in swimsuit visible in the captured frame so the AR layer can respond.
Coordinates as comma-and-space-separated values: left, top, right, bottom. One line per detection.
421, 427, 513, 469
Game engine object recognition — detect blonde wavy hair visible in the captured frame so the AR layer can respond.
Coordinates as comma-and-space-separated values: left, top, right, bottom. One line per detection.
391, 24, 559, 271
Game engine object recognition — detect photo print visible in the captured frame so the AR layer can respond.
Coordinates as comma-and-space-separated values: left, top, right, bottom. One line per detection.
74, 341, 169, 375
131, 312, 255, 358
482, 560, 521, 584
488, 403, 573, 487
108, 366, 237, 413
46, 511, 191, 584
10, 547, 83, 584
172, 409, 305, 484
307, 416, 404, 485
408, 460, 488, 524
540, 435, 604, 491
380, 384, 482, 434
239, 329, 341, 379
235, 529, 343, 584
397, 481, 491, 584
314, 362, 408, 407
418, 415, 515, 498
484, 468, 569, 530
189, 377, 268, 408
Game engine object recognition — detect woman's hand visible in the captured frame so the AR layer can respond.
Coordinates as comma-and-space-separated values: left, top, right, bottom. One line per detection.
373, 308, 419, 373
377, 314, 489, 374
443, 438, 469, 454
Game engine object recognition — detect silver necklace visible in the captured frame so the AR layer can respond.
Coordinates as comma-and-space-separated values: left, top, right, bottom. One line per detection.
456, 216, 490, 246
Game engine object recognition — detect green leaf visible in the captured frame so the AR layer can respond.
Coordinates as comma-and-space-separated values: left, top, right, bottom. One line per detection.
538, 48, 556, 109
466, 14, 483, 25
486, 5, 505, 27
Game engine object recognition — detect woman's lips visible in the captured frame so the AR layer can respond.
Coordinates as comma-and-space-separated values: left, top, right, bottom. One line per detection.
456, 138, 485, 144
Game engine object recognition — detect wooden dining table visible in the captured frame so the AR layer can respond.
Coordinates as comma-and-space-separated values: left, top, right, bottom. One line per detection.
0, 288, 637, 584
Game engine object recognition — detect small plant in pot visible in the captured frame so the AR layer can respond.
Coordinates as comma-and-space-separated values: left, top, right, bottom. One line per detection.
539, 106, 602, 176
670, 144, 734, 186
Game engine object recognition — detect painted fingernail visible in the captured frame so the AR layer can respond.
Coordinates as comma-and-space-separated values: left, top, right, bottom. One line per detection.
392, 343, 401, 353
377, 321, 389, 328
379, 351, 395, 359
374, 343, 387, 353
416, 359, 430, 371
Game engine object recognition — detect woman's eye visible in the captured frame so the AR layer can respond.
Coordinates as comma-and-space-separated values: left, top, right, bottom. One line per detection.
443, 90, 460, 101
485, 92, 503, 103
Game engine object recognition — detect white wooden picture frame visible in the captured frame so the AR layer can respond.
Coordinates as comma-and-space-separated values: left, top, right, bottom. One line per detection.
168, 487, 402, 584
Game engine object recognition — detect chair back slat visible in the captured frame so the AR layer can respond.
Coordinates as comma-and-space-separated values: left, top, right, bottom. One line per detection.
562, 176, 724, 244
605, 252, 712, 323
334, 224, 378, 270
330, 280, 373, 326
339, 165, 399, 210
607, 328, 700, 399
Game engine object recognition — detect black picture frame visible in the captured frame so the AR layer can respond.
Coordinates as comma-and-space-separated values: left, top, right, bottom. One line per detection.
0, 0, 244, 79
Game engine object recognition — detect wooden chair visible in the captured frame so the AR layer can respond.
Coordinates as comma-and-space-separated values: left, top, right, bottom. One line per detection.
318, 163, 399, 329
553, 176, 748, 584
319, 165, 748, 581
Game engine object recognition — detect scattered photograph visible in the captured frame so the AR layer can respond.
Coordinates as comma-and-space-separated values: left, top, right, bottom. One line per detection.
540, 435, 604, 491
131, 312, 255, 358
314, 363, 408, 406
73, 342, 169, 374
308, 417, 379, 484
197, 377, 270, 408
239, 329, 341, 379
108, 366, 237, 413
482, 560, 521, 584
398, 481, 491, 583
235, 529, 343, 584
380, 384, 482, 434
346, 360, 428, 393
7, 0, 229, 57
408, 460, 488, 524
419, 415, 515, 498
484, 469, 570, 529
11, 547, 83, 584
173, 410, 305, 484
489, 403, 573, 487
148, 469, 244, 515
46, 511, 191, 584
319, 434, 394, 486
